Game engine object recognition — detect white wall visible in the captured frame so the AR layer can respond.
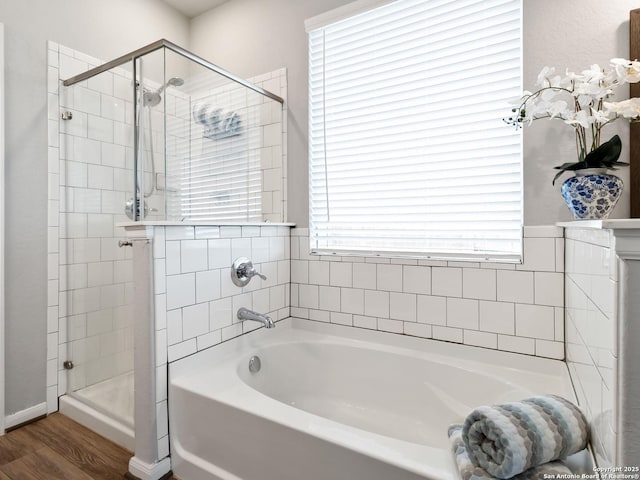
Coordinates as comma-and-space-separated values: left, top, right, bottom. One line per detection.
190, 0, 638, 227
0, 0, 189, 417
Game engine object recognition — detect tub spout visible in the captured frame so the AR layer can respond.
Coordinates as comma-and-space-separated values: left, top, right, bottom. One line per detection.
237, 307, 275, 328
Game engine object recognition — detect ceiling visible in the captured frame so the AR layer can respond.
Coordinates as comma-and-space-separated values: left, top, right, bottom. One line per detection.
161, 0, 230, 18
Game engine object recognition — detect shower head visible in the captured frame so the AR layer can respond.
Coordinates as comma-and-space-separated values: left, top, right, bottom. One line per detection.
155, 77, 184, 95
142, 77, 184, 107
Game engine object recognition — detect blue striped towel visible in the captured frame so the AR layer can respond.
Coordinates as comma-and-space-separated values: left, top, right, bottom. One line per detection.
448, 425, 573, 480
455, 395, 589, 479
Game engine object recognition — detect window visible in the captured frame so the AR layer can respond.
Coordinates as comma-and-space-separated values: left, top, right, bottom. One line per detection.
307, 0, 523, 261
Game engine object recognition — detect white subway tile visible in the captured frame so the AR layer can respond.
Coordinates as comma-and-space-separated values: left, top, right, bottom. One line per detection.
498, 335, 535, 355
433, 325, 463, 343
330, 312, 353, 326
464, 330, 498, 349
517, 237, 556, 272
166, 226, 194, 241
222, 323, 244, 341
87, 213, 113, 238
269, 285, 286, 312
165, 241, 181, 275
402, 265, 430, 295
66, 161, 87, 188
208, 239, 232, 269
156, 330, 168, 366
534, 272, 564, 307
167, 339, 197, 363
87, 164, 113, 190
291, 260, 309, 284
87, 261, 113, 287
353, 263, 377, 290
308, 261, 330, 285
73, 188, 101, 213
101, 142, 126, 169
232, 293, 253, 321
87, 115, 113, 142
251, 237, 270, 264
210, 297, 233, 330
197, 330, 222, 350
377, 264, 403, 292
73, 137, 101, 165
154, 259, 166, 294
390, 292, 417, 322
196, 269, 221, 303
535, 339, 565, 359
378, 318, 403, 333
463, 268, 496, 301
446, 298, 479, 330
404, 322, 432, 338
432, 267, 462, 297
417, 295, 447, 326
181, 240, 208, 273
166, 273, 195, 310
515, 304, 555, 340
330, 262, 353, 288
319, 286, 341, 312
269, 236, 286, 261
353, 315, 377, 330
364, 290, 389, 318
167, 309, 183, 345
340, 288, 364, 315
554, 307, 565, 342
299, 284, 319, 309
277, 260, 290, 285
252, 288, 271, 313
496, 270, 534, 304
479, 301, 515, 335
182, 303, 209, 340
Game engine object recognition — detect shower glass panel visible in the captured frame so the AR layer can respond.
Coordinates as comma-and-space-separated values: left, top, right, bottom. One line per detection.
60, 65, 136, 429
61, 40, 284, 431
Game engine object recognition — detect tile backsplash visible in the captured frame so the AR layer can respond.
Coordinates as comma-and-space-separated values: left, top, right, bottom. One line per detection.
290, 226, 565, 359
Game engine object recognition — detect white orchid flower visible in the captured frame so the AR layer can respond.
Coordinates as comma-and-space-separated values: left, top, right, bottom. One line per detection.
536, 66, 555, 87
590, 108, 611, 124
548, 100, 569, 119
564, 110, 591, 129
611, 58, 640, 83
604, 98, 640, 118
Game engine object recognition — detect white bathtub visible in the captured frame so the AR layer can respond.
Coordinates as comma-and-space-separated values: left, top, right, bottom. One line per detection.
169, 318, 591, 480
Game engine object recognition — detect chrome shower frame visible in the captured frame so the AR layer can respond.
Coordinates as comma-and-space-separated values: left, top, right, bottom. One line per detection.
62, 39, 284, 221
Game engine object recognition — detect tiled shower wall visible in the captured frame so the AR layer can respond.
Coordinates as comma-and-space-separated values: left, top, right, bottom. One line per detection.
564, 228, 616, 467
142, 223, 291, 459
291, 226, 566, 359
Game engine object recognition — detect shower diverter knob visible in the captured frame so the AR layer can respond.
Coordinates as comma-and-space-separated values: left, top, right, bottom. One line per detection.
231, 257, 266, 287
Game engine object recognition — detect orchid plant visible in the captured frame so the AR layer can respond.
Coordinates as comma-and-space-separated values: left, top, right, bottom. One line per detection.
505, 58, 640, 184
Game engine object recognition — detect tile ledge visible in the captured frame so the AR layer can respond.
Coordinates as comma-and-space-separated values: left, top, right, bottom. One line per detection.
118, 221, 296, 228
557, 219, 640, 230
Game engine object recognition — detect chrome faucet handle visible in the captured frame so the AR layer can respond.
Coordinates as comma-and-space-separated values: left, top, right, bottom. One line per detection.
231, 257, 266, 286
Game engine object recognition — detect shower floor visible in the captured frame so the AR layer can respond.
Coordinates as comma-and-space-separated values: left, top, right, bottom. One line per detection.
74, 372, 134, 428
60, 372, 135, 450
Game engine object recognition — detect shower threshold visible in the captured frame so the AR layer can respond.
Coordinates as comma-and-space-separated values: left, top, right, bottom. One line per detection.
59, 372, 135, 451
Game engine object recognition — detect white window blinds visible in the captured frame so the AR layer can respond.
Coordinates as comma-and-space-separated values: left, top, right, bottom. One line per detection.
307, 0, 523, 261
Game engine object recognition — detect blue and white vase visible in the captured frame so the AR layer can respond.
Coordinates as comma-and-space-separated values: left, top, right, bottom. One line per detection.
561, 168, 623, 220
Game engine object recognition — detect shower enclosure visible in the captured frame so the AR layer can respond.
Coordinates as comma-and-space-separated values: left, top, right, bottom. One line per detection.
54, 39, 285, 447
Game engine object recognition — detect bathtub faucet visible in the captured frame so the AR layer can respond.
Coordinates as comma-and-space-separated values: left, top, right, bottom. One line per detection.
237, 307, 275, 329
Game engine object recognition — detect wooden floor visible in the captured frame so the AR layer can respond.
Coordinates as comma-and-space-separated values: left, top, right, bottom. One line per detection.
0, 413, 176, 480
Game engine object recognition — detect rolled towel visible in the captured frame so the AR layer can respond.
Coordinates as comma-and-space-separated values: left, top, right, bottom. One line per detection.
461, 395, 589, 479
448, 425, 574, 480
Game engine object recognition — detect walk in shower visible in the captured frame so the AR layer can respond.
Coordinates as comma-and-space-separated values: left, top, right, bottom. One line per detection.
52, 39, 285, 448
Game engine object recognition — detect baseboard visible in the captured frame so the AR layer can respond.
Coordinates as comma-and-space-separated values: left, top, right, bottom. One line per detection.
128, 456, 172, 480
5, 402, 47, 431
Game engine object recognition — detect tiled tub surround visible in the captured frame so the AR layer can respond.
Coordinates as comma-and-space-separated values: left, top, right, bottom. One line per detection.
124, 223, 291, 477
563, 221, 640, 467
291, 227, 566, 359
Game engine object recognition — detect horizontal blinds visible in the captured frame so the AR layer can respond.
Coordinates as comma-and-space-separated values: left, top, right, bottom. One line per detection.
308, 0, 522, 260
